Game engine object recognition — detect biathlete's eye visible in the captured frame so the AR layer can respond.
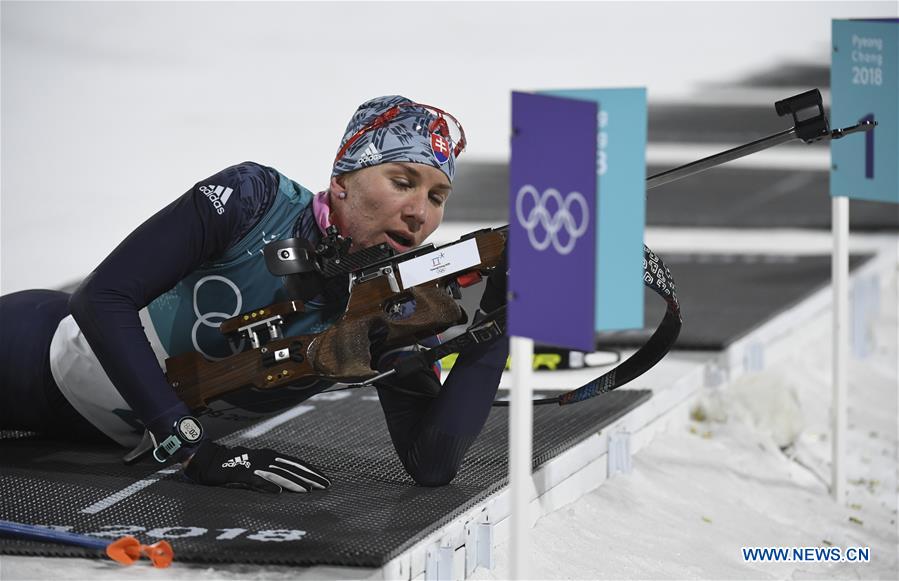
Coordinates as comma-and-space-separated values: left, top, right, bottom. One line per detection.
392, 179, 413, 190
429, 193, 446, 206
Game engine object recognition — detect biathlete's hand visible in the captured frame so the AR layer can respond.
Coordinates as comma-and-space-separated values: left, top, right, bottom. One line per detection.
479, 251, 508, 314
183, 442, 331, 493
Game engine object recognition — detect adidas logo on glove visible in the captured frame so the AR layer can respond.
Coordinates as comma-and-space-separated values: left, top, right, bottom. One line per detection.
185, 442, 331, 493
222, 453, 251, 469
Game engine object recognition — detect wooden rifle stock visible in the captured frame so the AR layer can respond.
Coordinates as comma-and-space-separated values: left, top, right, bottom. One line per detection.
164, 228, 507, 410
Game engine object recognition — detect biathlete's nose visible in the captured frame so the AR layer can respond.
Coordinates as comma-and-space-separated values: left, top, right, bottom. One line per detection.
402, 195, 428, 230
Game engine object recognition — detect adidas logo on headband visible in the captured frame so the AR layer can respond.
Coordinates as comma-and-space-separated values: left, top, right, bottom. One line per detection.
358, 143, 382, 165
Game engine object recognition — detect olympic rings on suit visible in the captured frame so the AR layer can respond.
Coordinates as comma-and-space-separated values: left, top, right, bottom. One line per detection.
191, 275, 244, 360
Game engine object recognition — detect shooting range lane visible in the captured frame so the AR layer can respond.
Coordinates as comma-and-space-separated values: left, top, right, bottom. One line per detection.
449, 163, 899, 230
646, 166, 899, 230
648, 62, 831, 144
596, 253, 873, 350
444, 161, 510, 222
736, 63, 831, 88
647, 103, 827, 145
0, 389, 650, 566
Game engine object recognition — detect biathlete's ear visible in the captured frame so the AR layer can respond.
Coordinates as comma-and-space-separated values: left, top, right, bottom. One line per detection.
329, 175, 348, 200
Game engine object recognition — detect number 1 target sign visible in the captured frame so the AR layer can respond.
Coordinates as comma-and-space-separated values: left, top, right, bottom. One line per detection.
831, 19, 898, 204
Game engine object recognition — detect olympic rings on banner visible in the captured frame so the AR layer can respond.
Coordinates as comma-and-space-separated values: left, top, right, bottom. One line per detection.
191, 275, 244, 360
515, 185, 589, 255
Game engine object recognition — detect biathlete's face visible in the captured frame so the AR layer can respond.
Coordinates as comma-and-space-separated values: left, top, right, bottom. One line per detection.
329, 162, 452, 254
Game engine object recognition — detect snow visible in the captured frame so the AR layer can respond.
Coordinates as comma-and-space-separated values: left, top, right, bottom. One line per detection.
471, 258, 898, 580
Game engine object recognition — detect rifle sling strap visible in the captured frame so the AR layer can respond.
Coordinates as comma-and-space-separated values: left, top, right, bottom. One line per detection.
554, 244, 682, 406
386, 244, 682, 407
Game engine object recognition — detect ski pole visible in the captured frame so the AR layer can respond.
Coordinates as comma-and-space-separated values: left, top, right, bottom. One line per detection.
0, 519, 173, 568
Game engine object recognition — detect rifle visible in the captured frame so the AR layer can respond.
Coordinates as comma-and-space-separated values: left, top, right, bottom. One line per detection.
165, 227, 508, 409
164, 89, 875, 411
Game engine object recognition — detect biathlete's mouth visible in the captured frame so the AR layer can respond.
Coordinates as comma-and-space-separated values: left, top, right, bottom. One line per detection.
385, 231, 414, 251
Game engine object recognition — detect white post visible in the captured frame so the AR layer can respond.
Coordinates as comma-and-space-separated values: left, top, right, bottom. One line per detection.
509, 335, 534, 579
832, 195, 849, 502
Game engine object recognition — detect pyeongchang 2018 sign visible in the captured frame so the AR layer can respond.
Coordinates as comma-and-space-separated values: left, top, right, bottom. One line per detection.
831, 19, 898, 204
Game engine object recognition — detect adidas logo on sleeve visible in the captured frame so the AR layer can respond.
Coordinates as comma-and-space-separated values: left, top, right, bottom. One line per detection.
222, 453, 251, 469
199, 184, 234, 215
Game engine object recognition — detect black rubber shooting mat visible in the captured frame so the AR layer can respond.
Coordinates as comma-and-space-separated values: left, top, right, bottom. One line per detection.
596, 253, 873, 350
447, 162, 899, 231
0, 388, 650, 567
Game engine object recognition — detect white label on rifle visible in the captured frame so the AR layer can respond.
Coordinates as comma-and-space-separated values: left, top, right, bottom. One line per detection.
397, 238, 481, 289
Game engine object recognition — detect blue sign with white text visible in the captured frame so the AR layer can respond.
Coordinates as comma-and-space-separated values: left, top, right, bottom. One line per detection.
508, 92, 597, 352
541, 88, 647, 331
831, 19, 898, 204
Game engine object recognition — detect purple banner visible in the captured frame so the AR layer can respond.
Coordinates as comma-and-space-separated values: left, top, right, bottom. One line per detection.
508, 91, 597, 351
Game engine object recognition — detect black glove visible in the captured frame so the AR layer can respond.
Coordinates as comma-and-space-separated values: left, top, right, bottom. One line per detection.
183, 442, 331, 493
479, 251, 507, 313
